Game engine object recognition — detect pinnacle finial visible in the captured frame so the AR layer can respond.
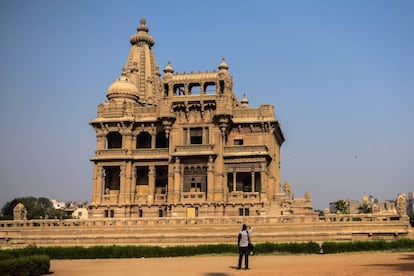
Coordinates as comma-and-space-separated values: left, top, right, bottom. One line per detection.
130, 16, 154, 46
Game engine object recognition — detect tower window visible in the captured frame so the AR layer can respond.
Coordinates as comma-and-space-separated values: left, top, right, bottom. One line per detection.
106, 132, 122, 149
190, 128, 203, 144
234, 139, 243, 145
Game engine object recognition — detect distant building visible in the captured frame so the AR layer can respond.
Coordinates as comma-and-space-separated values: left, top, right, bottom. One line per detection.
88, 18, 313, 219
72, 207, 88, 219
50, 199, 66, 210
407, 192, 414, 215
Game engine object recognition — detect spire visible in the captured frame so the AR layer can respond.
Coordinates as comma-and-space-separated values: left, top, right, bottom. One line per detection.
123, 17, 161, 106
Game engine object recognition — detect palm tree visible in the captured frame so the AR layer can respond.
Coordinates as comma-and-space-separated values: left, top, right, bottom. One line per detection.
357, 202, 372, 214
335, 200, 350, 214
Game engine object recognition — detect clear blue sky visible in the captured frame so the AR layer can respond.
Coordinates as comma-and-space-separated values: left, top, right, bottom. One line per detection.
0, 0, 413, 210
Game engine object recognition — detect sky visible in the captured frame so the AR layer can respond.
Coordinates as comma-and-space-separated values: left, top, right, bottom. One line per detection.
0, 0, 413, 210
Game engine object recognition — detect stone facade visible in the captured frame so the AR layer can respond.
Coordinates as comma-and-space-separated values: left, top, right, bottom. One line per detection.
88, 18, 312, 219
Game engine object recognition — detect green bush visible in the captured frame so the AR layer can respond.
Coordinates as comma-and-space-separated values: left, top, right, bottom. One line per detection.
255, 241, 320, 254
321, 239, 414, 254
0, 255, 50, 276
2, 239, 412, 261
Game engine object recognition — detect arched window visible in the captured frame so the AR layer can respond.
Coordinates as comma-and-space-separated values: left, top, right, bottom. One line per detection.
106, 132, 122, 149
136, 132, 151, 148
204, 82, 216, 94
156, 131, 168, 148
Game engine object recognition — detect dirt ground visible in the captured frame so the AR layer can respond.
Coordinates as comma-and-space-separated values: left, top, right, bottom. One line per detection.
50, 252, 414, 276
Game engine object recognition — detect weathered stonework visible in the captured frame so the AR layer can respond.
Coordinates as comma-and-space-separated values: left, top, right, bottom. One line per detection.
88, 18, 313, 219
13, 203, 27, 220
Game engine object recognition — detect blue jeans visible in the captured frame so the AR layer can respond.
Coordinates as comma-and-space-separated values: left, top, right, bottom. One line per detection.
238, 246, 249, 269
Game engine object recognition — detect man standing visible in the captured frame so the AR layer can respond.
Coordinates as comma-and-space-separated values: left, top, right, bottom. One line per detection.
237, 224, 253, 270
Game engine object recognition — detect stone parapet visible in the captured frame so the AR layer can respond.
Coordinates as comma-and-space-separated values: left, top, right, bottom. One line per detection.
0, 215, 410, 249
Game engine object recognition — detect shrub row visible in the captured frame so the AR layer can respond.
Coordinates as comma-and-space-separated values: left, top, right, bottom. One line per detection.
322, 238, 414, 253
0, 255, 50, 276
1, 239, 413, 260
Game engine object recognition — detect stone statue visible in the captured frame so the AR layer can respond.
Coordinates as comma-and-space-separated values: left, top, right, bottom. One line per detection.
283, 181, 291, 198
395, 193, 407, 216
13, 203, 27, 220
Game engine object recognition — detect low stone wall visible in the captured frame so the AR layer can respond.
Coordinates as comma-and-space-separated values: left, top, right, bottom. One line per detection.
0, 214, 411, 249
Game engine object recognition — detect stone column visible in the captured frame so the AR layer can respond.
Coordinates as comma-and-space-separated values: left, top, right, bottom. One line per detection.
260, 163, 268, 202
207, 156, 214, 201
132, 166, 137, 203
97, 134, 106, 150
132, 135, 137, 149
173, 157, 181, 203
233, 171, 237, 192
151, 133, 156, 149
124, 161, 133, 204
251, 171, 255, 193
93, 166, 103, 204
119, 165, 126, 204
186, 128, 190, 145
148, 165, 155, 204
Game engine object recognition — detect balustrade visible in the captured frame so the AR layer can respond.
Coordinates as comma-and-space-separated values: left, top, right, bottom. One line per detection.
228, 191, 259, 201
181, 192, 206, 201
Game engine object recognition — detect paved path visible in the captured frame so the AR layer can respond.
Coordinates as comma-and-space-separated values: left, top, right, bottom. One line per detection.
50, 252, 414, 275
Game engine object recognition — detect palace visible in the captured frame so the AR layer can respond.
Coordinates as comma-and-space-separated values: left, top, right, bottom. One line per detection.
88, 18, 313, 219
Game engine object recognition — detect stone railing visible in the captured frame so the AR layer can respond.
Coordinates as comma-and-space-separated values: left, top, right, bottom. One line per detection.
181, 192, 206, 201
101, 194, 119, 204
228, 192, 260, 201
322, 213, 407, 222
224, 145, 268, 156
95, 148, 169, 158
0, 213, 409, 229
131, 148, 169, 158
154, 194, 167, 202
173, 144, 215, 156
233, 105, 276, 120
97, 104, 157, 119
96, 149, 128, 157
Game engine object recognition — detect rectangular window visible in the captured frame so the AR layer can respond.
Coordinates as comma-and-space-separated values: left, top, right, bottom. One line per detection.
234, 139, 243, 145
238, 208, 250, 216
138, 209, 143, 217
190, 128, 203, 144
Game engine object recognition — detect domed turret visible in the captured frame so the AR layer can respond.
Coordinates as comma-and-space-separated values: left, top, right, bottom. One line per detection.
218, 58, 229, 71
106, 74, 139, 103
163, 61, 174, 75
241, 94, 249, 108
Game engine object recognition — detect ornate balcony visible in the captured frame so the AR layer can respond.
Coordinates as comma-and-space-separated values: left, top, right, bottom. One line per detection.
223, 145, 269, 157
101, 194, 119, 204
181, 192, 206, 202
228, 191, 259, 202
93, 148, 169, 160
131, 148, 169, 159
173, 144, 215, 157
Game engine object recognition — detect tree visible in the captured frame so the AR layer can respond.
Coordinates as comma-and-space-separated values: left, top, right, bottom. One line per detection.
409, 213, 414, 227
357, 202, 372, 214
1, 197, 70, 220
335, 200, 350, 214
